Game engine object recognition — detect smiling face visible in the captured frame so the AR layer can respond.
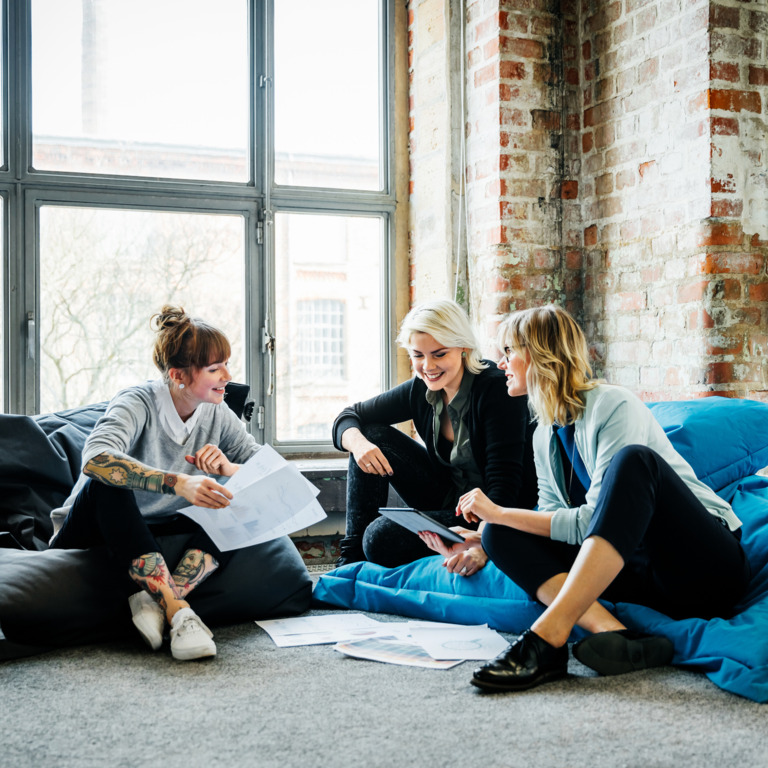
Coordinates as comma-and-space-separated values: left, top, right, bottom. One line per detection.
171, 359, 232, 417
497, 344, 529, 398
408, 332, 466, 401
187, 360, 232, 405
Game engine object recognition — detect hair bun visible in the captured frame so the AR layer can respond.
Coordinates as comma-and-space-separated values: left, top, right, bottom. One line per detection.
151, 305, 188, 333
151, 305, 231, 378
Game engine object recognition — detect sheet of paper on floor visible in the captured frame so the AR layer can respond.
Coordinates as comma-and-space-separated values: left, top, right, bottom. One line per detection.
256, 613, 406, 647
333, 637, 464, 669
407, 623, 509, 660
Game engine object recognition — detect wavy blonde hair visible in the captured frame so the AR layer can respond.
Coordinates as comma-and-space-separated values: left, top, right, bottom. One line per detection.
396, 298, 487, 375
497, 305, 598, 426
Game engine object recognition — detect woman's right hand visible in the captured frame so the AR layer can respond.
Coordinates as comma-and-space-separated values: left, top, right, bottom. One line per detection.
175, 474, 233, 509
343, 429, 393, 476
456, 487, 504, 525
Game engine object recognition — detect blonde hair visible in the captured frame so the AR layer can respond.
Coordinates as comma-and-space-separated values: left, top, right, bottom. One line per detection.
498, 305, 598, 426
396, 299, 487, 375
151, 305, 231, 382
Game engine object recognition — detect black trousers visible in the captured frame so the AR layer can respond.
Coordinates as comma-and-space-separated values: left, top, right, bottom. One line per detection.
345, 424, 474, 568
51, 478, 230, 571
482, 445, 751, 620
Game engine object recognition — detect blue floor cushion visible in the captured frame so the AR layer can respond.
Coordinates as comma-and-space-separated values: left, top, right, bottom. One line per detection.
314, 397, 768, 703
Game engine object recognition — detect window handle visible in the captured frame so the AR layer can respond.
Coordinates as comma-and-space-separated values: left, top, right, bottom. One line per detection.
26, 311, 35, 360
262, 326, 275, 397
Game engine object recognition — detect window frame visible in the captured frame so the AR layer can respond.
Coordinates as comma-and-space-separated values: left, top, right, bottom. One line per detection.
1, 0, 397, 457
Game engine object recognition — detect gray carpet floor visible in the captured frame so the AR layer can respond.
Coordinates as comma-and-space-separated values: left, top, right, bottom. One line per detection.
1, 605, 767, 768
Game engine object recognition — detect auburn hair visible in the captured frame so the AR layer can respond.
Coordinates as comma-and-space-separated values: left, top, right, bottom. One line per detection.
151, 305, 231, 380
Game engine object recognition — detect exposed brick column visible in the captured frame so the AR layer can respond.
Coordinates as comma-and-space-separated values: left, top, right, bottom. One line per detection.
703, 0, 768, 400
465, 0, 582, 350
405, 0, 768, 399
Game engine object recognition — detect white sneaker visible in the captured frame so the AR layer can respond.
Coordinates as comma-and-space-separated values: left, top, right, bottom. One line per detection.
128, 591, 165, 651
170, 607, 216, 661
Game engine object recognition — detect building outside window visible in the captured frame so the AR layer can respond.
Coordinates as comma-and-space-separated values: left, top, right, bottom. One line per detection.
1, 0, 396, 454
296, 300, 345, 380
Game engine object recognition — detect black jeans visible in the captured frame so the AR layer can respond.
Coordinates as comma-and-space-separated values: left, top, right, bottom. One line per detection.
51, 478, 230, 571
345, 424, 474, 568
482, 444, 751, 620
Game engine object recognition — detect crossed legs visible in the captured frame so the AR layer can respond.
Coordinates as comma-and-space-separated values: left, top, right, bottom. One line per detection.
52, 479, 223, 656
475, 445, 750, 691
531, 536, 627, 647
128, 548, 219, 625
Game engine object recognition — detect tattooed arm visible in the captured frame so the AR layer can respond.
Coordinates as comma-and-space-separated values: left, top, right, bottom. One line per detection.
85, 451, 178, 493
84, 452, 233, 509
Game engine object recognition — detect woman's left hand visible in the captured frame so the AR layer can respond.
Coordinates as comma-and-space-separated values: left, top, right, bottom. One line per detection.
418, 529, 488, 576
185, 444, 239, 477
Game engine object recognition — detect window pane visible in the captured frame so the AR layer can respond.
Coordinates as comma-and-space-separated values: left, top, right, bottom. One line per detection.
39, 207, 245, 411
274, 212, 383, 442
274, 0, 381, 190
32, 0, 249, 182
0, 11, 4, 170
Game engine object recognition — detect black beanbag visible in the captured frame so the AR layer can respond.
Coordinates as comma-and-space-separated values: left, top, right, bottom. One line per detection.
0, 399, 312, 657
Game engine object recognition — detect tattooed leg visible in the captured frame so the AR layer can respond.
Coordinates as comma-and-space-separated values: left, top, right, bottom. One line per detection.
129, 552, 190, 624
172, 549, 220, 599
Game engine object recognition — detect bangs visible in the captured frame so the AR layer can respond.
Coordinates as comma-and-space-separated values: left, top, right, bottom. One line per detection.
190, 325, 231, 368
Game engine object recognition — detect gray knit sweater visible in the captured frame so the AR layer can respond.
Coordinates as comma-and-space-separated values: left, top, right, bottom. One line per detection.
50, 381, 260, 537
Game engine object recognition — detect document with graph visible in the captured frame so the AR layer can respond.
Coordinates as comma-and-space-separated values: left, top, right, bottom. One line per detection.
178, 444, 326, 550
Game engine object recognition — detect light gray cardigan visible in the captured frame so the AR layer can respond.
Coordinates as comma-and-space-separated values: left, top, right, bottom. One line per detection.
534, 384, 741, 545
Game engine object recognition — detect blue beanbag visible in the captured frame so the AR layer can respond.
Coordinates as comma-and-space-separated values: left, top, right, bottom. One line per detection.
314, 397, 768, 703
647, 396, 768, 495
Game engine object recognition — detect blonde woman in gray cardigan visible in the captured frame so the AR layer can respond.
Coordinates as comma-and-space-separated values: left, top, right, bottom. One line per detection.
440, 305, 750, 693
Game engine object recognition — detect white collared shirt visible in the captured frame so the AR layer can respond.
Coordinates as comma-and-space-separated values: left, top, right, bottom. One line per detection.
149, 378, 201, 445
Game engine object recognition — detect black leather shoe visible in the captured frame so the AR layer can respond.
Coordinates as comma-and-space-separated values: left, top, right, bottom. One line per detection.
572, 629, 674, 676
471, 629, 569, 692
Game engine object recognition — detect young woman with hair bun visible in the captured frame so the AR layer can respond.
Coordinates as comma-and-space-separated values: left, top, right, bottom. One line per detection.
50, 305, 260, 661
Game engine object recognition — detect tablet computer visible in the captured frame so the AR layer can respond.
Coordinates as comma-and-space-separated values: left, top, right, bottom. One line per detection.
378, 507, 465, 544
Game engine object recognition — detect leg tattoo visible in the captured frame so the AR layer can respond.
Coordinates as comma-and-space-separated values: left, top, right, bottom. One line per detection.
172, 549, 220, 599
129, 552, 184, 616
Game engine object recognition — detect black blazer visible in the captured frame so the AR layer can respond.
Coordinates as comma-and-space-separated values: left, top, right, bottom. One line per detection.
332, 363, 537, 510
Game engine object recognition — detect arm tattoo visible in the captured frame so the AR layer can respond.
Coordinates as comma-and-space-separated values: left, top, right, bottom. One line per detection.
84, 452, 178, 496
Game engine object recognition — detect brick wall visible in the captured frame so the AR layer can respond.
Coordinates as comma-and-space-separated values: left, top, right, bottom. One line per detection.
703, 0, 768, 400
580, 0, 714, 395
580, 0, 768, 400
406, 0, 768, 400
